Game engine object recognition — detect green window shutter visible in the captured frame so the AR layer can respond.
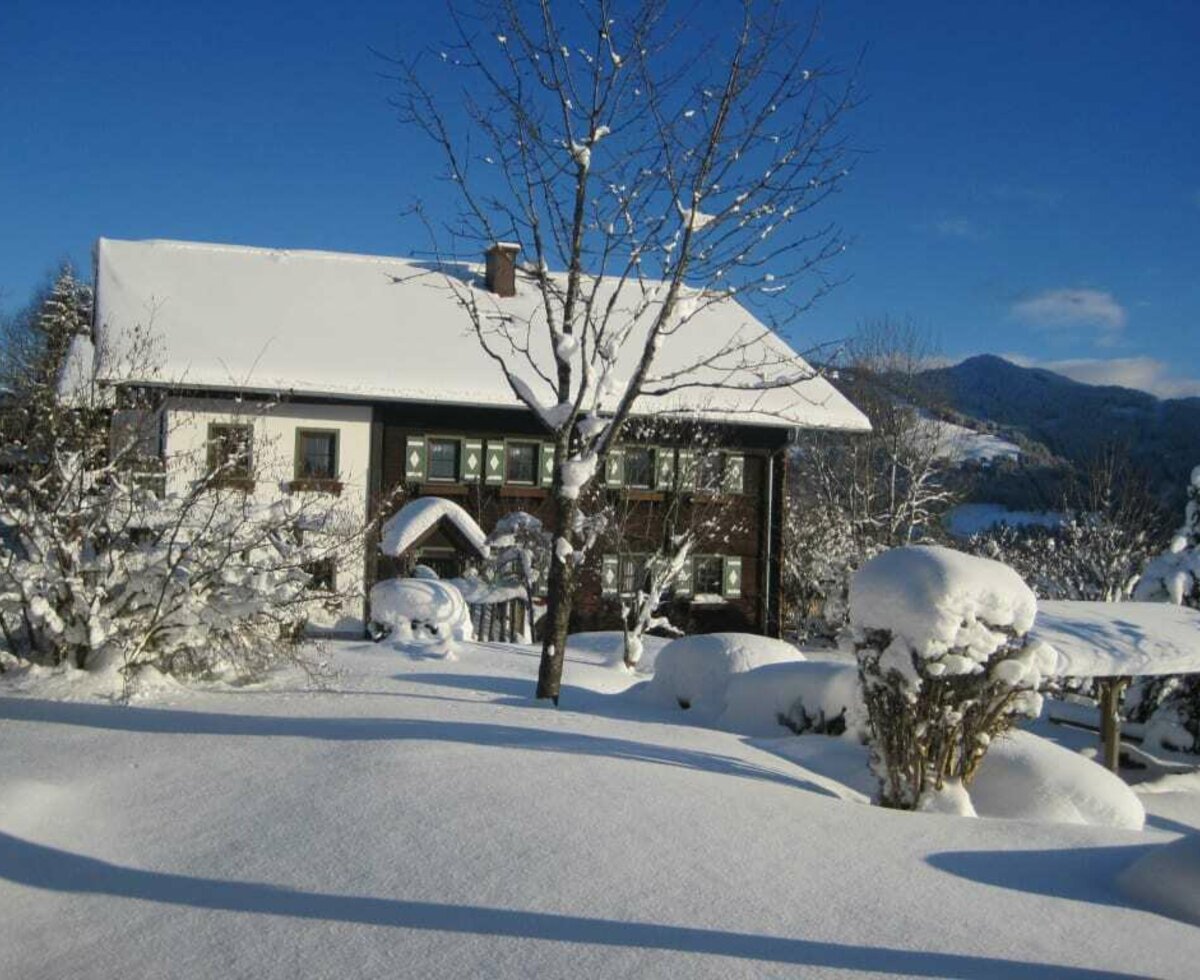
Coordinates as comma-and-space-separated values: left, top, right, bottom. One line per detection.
676, 555, 694, 596
539, 443, 555, 486
405, 436, 426, 481
656, 447, 675, 490
677, 449, 696, 489
461, 439, 483, 482
723, 555, 743, 598
485, 441, 505, 484
601, 554, 619, 597
723, 454, 745, 494
605, 448, 624, 488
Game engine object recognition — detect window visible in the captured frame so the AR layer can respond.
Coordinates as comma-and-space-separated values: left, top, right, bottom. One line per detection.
623, 447, 654, 489
296, 430, 338, 480
428, 439, 460, 481
693, 555, 724, 595
303, 558, 336, 592
697, 452, 724, 493
208, 423, 253, 479
620, 554, 648, 595
506, 442, 538, 484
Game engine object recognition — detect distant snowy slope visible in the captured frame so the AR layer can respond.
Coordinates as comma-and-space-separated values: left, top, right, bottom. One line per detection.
945, 503, 1063, 538
933, 418, 1021, 464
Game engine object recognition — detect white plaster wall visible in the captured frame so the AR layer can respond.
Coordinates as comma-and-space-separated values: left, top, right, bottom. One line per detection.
162, 398, 373, 632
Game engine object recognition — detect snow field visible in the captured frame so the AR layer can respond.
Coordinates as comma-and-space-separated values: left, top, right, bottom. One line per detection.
2, 638, 1199, 978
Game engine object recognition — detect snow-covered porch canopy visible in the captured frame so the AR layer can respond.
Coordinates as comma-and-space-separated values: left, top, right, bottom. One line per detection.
379, 497, 489, 564
1031, 600, 1200, 680
1031, 599, 1200, 771
84, 238, 870, 431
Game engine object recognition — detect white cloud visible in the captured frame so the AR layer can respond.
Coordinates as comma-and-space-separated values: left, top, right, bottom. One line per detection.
1010, 288, 1127, 343
1001, 353, 1200, 399
927, 217, 981, 240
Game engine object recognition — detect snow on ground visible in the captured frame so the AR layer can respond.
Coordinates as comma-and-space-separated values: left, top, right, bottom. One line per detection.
3, 638, 1200, 979
944, 503, 1063, 539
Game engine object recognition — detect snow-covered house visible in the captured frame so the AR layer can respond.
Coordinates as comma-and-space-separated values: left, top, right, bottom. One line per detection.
76, 237, 868, 635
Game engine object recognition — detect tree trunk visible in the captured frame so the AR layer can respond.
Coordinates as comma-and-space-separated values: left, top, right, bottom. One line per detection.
536, 487, 579, 703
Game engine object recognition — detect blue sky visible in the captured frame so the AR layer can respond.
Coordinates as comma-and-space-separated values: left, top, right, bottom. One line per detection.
2, 1, 1197, 395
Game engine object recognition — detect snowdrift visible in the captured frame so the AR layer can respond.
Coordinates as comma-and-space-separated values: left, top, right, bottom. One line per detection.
970, 729, 1144, 830
1119, 832, 1200, 926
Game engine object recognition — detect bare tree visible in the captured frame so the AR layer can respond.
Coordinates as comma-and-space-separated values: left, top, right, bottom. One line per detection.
786, 318, 957, 636
391, 0, 856, 700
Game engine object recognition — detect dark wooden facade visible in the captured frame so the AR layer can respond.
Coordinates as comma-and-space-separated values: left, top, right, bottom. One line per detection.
368, 402, 789, 637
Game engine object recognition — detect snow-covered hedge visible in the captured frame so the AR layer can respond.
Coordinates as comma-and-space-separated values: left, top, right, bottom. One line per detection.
645, 633, 803, 721
850, 546, 1057, 811
369, 578, 474, 649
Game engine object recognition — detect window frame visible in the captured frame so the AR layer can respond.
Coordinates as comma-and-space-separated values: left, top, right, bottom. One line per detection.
696, 451, 725, 494
426, 437, 462, 483
207, 422, 255, 482
303, 557, 337, 592
294, 428, 340, 482
622, 446, 655, 490
505, 440, 539, 486
619, 553, 649, 597
692, 554, 724, 596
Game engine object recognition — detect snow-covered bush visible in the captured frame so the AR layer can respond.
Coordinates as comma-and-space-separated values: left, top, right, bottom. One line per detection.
849, 546, 1057, 811
721, 659, 866, 739
645, 633, 803, 721
369, 578, 474, 649
0, 286, 360, 684
1129, 464, 1200, 750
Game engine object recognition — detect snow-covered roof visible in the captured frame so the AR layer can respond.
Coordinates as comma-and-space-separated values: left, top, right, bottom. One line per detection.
1032, 600, 1200, 678
87, 237, 869, 431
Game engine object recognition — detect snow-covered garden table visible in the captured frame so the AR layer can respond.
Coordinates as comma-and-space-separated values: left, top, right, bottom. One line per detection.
1031, 600, 1200, 770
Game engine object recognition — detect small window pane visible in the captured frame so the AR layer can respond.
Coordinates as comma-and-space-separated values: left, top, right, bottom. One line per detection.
697, 453, 724, 492
694, 556, 723, 595
620, 555, 647, 595
299, 431, 337, 479
303, 558, 336, 592
428, 439, 460, 481
506, 442, 537, 484
210, 424, 253, 478
624, 447, 653, 489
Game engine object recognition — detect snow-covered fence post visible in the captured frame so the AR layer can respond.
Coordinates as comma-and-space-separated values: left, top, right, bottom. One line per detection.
848, 545, 1057, 812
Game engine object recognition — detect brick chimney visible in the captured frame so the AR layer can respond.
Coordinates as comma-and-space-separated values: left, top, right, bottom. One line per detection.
485, 242, 520, 297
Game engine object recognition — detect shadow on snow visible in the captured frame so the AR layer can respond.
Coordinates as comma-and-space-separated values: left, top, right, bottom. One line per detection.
0, 831, 1139, 979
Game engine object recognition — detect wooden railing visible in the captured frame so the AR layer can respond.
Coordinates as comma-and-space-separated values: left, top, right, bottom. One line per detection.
469, 599, 527, 643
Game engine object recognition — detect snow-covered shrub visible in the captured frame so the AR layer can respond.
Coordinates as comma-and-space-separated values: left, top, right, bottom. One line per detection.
1129, 464, 1200, 749
970, 730, 1143, 830
0, 291, 360, 684
721, 659, 866, 739
369, 578, 474, 647
849, 546, 1057, 811
645, 633, 803, 721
